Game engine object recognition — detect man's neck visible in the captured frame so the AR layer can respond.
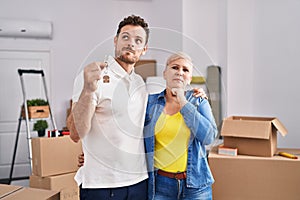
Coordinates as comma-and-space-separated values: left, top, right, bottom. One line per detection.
115, 58, 135, 74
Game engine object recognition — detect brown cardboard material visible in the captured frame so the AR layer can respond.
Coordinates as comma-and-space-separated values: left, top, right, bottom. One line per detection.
208, 148, 300, 200
31, 136, 82, 177
0, 184, 22, 198
4, 187, 59, 200
221, 116, 288, 156
0, 184, 59, 200
134, 59, 156, 81
60, 187, 79, 200
30, 172, 79, 200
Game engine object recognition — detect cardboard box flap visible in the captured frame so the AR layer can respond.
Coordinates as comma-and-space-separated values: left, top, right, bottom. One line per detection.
272, 118, 288, 136
3, 187, 59, 200
221, 116, 273, 139
0, 184, 22, 198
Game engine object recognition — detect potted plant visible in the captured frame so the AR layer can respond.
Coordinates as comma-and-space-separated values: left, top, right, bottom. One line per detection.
26, 98, 49, 106
22, 98, 50, 119
33, 120, 48, 137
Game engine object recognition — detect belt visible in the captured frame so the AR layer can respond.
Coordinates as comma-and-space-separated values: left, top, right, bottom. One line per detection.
157, 169, 187, 180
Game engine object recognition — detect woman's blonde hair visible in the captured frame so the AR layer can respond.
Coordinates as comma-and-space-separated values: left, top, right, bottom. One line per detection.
166, 52, 193, 68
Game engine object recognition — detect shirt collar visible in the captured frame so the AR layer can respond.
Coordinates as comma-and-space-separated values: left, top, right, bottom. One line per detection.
157, 89, 166, 99
106, 55, 136, 79
156, 89, 193, 100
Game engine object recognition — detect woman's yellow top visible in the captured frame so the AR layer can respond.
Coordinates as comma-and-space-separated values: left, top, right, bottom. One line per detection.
154, 112, 191, 172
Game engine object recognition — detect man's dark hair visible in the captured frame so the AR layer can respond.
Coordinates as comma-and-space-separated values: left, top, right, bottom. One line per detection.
116, 15, 150, 44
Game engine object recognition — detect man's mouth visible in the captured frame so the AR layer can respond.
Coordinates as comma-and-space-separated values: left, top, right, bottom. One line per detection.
123, 47, 135, 54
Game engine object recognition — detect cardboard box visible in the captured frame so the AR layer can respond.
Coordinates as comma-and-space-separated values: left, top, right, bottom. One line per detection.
31, 136, 82, 177
30, 172, 79, 200
135, 59, 156, 81
208, 148, 300, 200
0, 184, 59, 200
0, 184, 22, 198
221, 116, 288, 157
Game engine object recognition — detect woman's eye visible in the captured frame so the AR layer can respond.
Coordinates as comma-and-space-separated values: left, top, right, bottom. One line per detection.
183, 69, 189, 72
171, 66, 178, 70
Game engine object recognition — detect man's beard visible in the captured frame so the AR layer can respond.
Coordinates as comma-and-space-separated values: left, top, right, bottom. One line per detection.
118, 54, 136, 64
115, 48, 139, 64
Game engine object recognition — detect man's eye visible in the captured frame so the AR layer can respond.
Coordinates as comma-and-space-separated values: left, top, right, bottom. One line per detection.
136, 39, 142, 45
122, 35, 129, 40
171, 66, 178, 70
183, 69, 189, 72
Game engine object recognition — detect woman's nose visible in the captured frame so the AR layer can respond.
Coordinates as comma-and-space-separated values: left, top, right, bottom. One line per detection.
176, 69, 184, 76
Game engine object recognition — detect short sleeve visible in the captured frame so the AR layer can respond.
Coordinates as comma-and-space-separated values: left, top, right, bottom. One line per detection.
71, 70, 98, 106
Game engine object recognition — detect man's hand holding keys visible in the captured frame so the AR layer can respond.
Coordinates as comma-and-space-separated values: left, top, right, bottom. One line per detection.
83, 62, 107, 93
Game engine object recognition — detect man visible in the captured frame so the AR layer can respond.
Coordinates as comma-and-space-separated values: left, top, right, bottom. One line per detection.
67, 15, 150, 200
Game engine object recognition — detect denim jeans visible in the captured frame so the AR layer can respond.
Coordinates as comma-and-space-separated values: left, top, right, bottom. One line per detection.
154, 174, 212, 200
79, 179, 147, 200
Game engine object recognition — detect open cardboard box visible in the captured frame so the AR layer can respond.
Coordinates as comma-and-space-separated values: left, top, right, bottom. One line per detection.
0, 184, 59, 200
221, 116, 288, 157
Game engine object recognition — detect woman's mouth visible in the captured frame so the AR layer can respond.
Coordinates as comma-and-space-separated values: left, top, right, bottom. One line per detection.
173, 78, 183, 83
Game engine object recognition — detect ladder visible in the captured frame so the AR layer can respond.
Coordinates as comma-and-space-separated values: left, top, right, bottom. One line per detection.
7, 69, 57, 184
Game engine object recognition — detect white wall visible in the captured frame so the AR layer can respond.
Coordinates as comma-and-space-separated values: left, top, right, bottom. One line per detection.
183, 0, 227, 75
227, 0, 255, 115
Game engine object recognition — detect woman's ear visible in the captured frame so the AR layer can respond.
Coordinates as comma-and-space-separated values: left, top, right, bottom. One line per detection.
163, 70, 167, 80
188, 75, 192, 84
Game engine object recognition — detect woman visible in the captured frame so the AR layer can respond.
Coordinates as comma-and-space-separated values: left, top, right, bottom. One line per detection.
144, 52, 218, 200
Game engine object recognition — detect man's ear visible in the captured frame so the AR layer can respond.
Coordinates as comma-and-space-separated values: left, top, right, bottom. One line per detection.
114, 36, 117, 47
141, 44, 148, 55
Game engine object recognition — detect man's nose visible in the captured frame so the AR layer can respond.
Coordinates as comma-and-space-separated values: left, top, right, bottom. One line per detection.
127, 39, 135, 47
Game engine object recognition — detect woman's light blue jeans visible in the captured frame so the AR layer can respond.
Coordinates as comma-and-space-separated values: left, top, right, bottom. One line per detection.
154, 173, 212, 200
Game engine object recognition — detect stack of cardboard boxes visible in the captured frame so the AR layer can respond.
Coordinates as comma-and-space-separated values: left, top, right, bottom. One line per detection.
29, 136, 82, 200
209, 116, 300, 200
